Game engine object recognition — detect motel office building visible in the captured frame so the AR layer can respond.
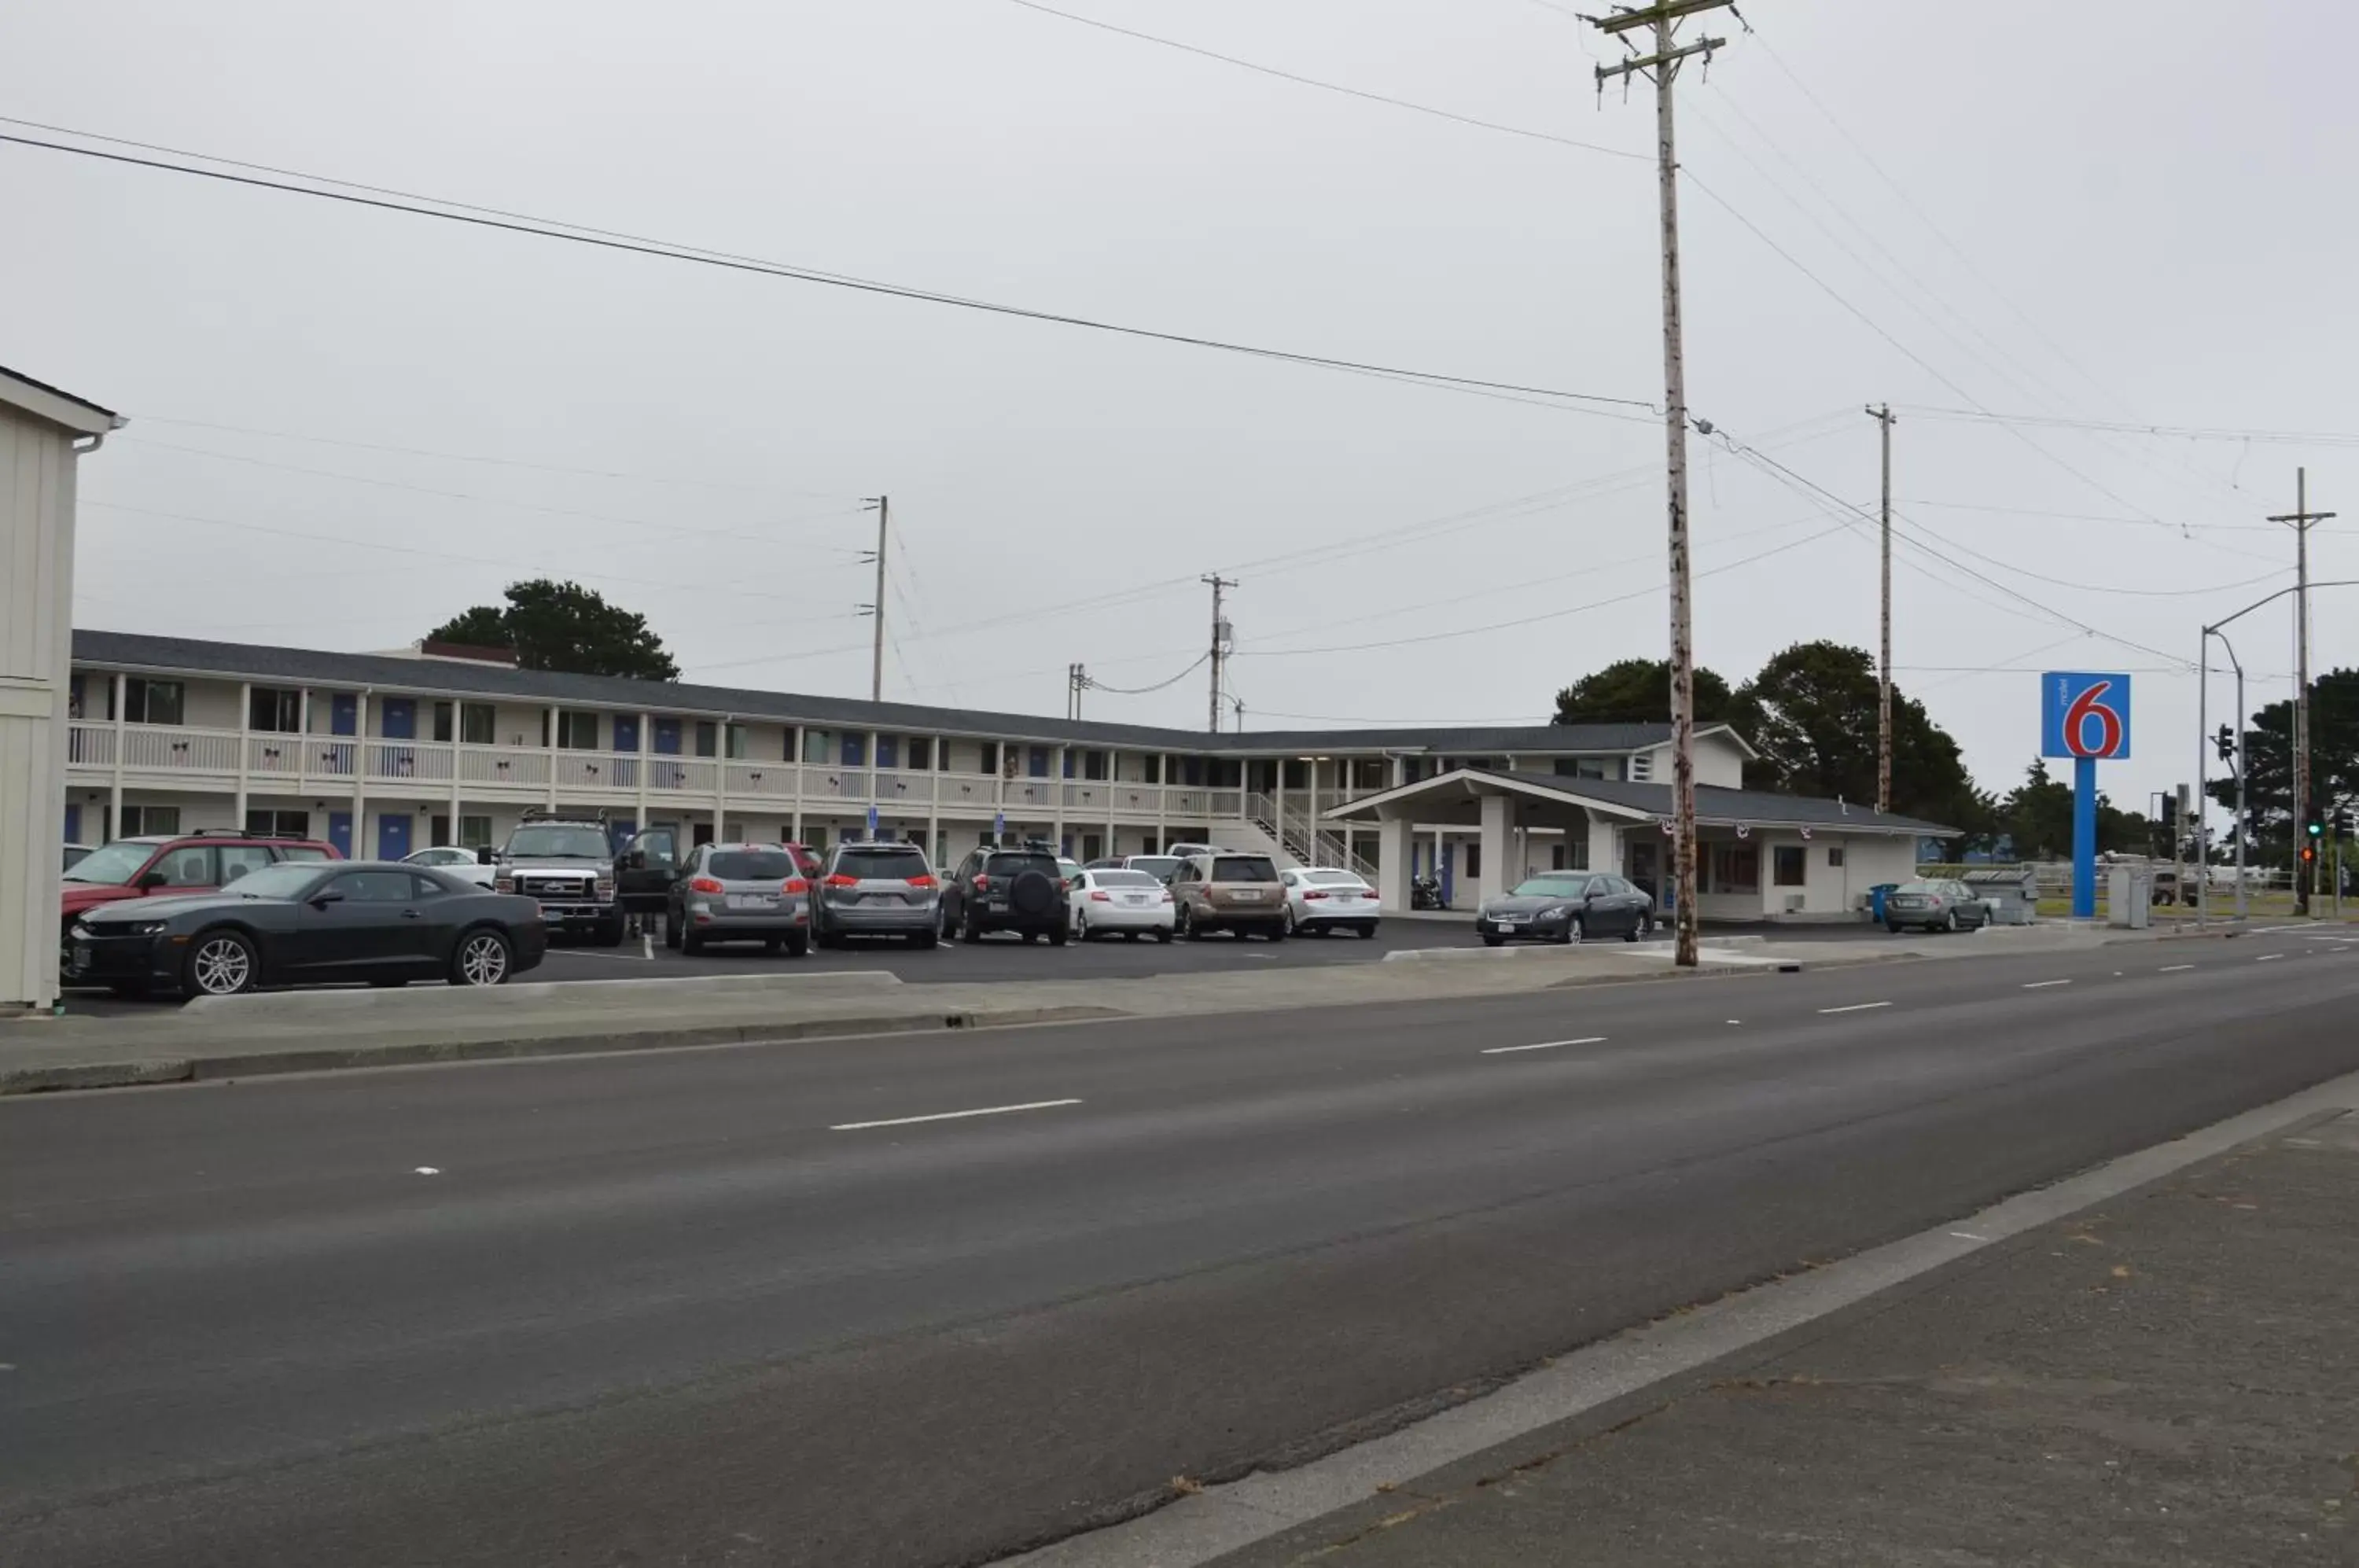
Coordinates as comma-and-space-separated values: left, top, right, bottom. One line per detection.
59, 631, 1935, 918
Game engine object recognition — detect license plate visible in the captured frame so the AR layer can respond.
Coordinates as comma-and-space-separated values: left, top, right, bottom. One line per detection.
1495, 918, 1521, 927
1123, 896, 1149, 905
1232, 890, 1263, 901
727, 895, 774, 910
72, 944, 90, 969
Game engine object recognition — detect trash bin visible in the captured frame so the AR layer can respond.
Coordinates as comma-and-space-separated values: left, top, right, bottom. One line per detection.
1869, 883, 1900, 924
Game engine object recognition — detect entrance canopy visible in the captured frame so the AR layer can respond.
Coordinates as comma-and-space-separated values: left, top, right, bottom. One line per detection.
1327, 767, 1952, 838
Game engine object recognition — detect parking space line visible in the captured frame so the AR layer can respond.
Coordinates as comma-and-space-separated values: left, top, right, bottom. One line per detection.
1818, 1001, 1891, 1015
830, 1099, 1083, 1132
2158, 963, 2196, 973
2022, 979, 2072, 989
1481, 1036, 1607, 1056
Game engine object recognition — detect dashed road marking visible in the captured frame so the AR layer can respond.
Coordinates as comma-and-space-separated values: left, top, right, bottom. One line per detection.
830, 1099, 1082, 1132
2022, 979, 2073, 990
2256, 953, 2285, 963
1819, 1001, 1892, 1014
2159, 963, 2195, 972
1482, 1036, 1608, 1055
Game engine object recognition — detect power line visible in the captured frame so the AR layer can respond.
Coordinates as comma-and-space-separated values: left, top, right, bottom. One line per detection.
1076, 651, 1211, 696
112, 436, 871, 553
0, 123, 1658, 421
997, 0, 1647, 160
1900, 406, 2359, 448
127, 412, 855, 497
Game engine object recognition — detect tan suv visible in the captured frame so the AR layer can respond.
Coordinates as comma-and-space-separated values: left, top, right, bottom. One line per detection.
1172, 852, 1289, 941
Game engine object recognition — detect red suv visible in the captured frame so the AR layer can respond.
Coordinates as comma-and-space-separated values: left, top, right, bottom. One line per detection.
61, 831, 343, 934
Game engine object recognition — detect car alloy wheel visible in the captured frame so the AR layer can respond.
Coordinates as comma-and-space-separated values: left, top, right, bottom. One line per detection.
1074, 909, 1090, 940
457, 930, 510, 985
189, 933, 255, 996
1944, 909, 1960, 933
1283, 906, 1297, 936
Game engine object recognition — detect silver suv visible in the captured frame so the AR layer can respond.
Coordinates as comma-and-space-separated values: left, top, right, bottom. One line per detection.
495, 810, 624, 945
811, 838, 940, 948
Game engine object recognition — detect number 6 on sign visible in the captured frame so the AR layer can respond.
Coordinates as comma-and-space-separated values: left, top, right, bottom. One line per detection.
2041, 672, 2132, 760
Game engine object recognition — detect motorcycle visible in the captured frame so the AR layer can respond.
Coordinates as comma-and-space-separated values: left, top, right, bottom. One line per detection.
1411, 874, 1448, 911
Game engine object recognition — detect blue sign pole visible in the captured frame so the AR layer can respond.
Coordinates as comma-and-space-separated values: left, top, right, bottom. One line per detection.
2072, 756, 2098, 918
865, 803, 879, 838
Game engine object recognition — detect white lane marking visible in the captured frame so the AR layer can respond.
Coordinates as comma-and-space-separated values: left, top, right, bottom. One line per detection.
414, 1166, 441, 1176
2159, 963, 2195, 973
1726, 1019, 1743, 1025
1949, 1231, 1989, 1242
1481, 1036, 1608, 1056
2022, 979, 2073, 989
830, 1099, 1082, 1132
2256, 953, 2285, 963
1818, 1001, 1892, 1014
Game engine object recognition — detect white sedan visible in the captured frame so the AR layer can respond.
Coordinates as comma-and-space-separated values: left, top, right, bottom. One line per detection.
1068, 867, 1175, 941
404, 845, 497, 888
1279, 867, 1381, 937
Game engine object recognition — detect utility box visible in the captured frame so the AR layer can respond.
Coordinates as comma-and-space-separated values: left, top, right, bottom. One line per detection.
2106, 864, 2152, 929
1963, 867, 2038, 926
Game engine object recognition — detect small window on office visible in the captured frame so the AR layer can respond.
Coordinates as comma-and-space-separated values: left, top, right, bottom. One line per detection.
123, 679, 185, 726
1773, 845, 1807, 887
1827, 845, 1846, 868
1465, 841, 1482, 878
120, 804, 182, 837
248, 686, 302, 733
558, 710, 601, 749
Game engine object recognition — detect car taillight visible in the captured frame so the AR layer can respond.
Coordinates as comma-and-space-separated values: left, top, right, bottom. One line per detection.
690, 877, 723, 894
782, 878, 809, 895
1161, 889, 1174, 903
907, 874, 937, 889
972, 874, 991, 892
825, 874, 858, 888
1302, 890, 1328, 900
1089, 889, 1112, 901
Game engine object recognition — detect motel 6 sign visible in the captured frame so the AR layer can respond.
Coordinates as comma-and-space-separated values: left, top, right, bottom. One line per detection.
2041, 672, 2133, 761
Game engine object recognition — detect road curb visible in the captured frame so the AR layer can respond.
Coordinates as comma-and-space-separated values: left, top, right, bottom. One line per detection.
0, 1005, 1127, 1094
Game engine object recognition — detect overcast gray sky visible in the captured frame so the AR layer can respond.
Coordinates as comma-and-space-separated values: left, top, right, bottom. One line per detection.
6, 0, 2355, 809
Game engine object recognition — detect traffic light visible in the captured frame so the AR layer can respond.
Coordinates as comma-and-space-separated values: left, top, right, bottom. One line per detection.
2307, 819, 2325, 841
2158, 794, 2178, 834
2302, 845, 2318, 865
2215, 723, 2236, 763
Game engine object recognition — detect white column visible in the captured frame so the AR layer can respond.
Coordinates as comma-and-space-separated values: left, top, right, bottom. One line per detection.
352, 691, 372, 857
544, 704, 559, 810
108, 672, 125, 839
1377, 816, 1411, 912
234, 681, 251, 831
1051, 744, 1068, 852
789, 724, 804, 844
1478, 792, 1512, 909
635, 709, 651, 830
1307, 764, 1321, 867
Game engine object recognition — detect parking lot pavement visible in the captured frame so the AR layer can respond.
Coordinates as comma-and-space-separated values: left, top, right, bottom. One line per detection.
50, 918, 1907, 1014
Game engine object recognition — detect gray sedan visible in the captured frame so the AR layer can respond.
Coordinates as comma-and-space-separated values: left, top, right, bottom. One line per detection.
666, 843, 811, 956
1478, 872, 1654, 945
1884, 878, 1989, 933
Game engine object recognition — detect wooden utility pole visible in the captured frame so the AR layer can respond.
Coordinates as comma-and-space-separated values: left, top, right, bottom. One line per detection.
1202, 574, 1237, 734
862, 495, 890, 702
1591, 0, 1733, 970
2268, 469, 2333, 914
1867, 404, 1896, 815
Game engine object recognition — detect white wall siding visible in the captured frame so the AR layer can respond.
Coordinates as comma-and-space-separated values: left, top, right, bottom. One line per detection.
0, 407, 79, 1008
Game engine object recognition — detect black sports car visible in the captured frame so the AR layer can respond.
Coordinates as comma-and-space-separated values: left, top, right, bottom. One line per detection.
64, 860, 548, 999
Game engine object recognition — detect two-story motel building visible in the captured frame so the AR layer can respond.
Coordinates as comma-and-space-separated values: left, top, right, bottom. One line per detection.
60, 630, 1944, 919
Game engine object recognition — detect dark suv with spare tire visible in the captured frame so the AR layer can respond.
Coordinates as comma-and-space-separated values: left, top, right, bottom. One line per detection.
940, 845, 1069, 944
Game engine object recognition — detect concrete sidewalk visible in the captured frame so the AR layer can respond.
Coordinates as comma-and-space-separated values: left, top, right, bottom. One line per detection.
0, 922, 2164, 1094
1209, 1108, 2359, 1567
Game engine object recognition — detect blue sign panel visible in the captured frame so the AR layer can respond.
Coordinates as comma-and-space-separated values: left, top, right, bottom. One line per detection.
865, 803, 880, 837
2041, 672, 2132, 760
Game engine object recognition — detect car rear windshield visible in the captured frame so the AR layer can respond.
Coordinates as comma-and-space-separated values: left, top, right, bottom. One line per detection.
1896, 880, 1939, 894
1212, 856, 1280, 883
710, 850, 796, 880
61, 840, 159, 885
507, 826, 612, 859
1127, 856, 1180, 879
1093, 870, 1160, 889
1305, 870, 1364, 885
834, 847, 929, 879
219, 863, 325, 900
984, 853, 1058, 877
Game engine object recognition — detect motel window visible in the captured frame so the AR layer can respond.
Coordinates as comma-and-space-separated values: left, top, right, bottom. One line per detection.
1827, 845, 1846, 868
123, 679, 184, 726
248, 686, 302, 733
1713, 844, 1760, 894
558, 710, 601, 750
1773, 845, 1807, 887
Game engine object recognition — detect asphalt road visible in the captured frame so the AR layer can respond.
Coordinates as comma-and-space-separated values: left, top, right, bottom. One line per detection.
11, 934, 2357, 1567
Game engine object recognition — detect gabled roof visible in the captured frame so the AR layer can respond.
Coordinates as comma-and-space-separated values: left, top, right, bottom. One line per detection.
1325, 767, 1956, 837
69, 628, 1740, 757
0, 365, 121, 438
